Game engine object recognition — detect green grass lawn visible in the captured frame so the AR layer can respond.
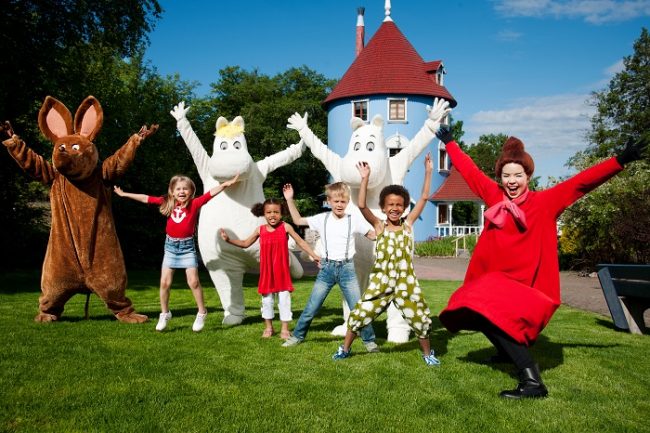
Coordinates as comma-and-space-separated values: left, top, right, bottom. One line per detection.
1, 270, 649, 433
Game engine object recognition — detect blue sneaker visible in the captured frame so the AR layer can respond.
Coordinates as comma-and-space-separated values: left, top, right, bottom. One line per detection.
332, 344, 352, 360
423, 350, 441, 366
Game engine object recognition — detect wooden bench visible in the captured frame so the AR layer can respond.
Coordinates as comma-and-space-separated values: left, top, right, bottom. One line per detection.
597, 264, 650, 334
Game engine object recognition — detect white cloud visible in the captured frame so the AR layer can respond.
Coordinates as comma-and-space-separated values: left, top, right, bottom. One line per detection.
605, 59, 625, 75
494, 0, 650, 24
465, 93, 595, 154
590, 58, 625, 88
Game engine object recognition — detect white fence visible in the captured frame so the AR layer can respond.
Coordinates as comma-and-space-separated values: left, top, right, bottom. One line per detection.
436, 225, 481, 237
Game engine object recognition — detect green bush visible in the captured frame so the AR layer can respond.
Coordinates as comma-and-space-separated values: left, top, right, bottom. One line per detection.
415, 234, 478, 257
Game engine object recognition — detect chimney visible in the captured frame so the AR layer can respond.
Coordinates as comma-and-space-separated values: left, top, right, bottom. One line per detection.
356, 7, 365, 57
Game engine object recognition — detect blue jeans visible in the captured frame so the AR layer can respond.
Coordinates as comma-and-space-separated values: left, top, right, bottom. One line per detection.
292, 260, 375, 343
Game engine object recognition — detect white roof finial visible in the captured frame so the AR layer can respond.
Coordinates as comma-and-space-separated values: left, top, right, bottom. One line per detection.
384, 0, 393, 22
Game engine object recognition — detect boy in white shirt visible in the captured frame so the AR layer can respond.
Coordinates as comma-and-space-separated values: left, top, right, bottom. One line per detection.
282, 182, 378, 352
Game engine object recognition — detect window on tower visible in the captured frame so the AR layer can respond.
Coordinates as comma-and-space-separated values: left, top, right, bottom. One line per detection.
438, 148, 448, 171
352, 100, 368, 121
388, 98, 407, 122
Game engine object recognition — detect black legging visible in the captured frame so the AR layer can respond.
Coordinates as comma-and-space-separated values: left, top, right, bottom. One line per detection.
480, 318, 535, 370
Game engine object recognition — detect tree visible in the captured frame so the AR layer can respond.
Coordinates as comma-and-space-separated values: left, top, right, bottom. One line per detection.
192, 66, 334, 215
0, 1, 164, 268
560, 27, 650, 268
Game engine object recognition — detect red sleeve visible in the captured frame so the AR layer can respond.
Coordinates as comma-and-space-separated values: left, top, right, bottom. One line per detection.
542, 157, 624, 218
189, 191, 214, 209
446, 141, 502, 204
147, 196, 164, 205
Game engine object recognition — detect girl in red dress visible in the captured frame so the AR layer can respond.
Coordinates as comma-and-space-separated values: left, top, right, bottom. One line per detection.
221, 198, 320, 339
435, 125, 647, 399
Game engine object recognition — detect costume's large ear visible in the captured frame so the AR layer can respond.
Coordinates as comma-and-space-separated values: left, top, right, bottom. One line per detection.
38, 96, 73, 142
350, 117, 365, 131
73, 96, 103, 141
370, 114, 384, 130
215, 116, 229, 133
231, 116, 245, 132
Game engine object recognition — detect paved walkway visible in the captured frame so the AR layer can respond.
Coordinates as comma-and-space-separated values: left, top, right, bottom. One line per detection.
412, 257, 611, 316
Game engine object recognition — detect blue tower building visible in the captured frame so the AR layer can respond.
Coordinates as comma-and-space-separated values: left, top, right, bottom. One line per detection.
322, 3, 457, 241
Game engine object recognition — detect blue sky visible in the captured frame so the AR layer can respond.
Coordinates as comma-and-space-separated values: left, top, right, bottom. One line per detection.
144, 0, 649, 183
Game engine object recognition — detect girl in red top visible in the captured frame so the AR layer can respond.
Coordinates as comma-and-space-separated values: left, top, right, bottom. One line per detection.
435, 125, 647, 399
114, 173, 239, 332
220, 198, 320, 339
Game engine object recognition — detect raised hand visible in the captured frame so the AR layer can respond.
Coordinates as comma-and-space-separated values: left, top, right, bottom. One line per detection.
424, 152, 433, 173
617, 135, 649, 165
426, 97, 451, 123
0, 120, 14, 139
435, 124, 454, 145
282, 183, 295, 200
356, 161, 371, 179
170, 101, 190, 122
138, 124, 159, 139
287, 112, 308, 132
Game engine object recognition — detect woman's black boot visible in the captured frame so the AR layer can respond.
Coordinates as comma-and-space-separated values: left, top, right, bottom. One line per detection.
499, 364, 548, 399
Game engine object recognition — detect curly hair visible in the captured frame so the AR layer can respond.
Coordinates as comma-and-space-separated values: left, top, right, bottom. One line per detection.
379, 185, 410, 208
250, 198, 287, 217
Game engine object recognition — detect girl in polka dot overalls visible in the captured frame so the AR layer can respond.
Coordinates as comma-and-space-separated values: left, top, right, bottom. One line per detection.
333, 153, 440, 366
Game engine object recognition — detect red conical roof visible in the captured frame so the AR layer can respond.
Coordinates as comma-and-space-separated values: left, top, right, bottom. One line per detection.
429, 166, 482, 202
324, 21, 457, 107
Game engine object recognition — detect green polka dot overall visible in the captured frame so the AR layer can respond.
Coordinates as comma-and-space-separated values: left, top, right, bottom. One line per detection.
347, 220, 432, 338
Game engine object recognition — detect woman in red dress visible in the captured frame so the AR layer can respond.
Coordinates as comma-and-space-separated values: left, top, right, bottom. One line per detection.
435, 125, 647, 399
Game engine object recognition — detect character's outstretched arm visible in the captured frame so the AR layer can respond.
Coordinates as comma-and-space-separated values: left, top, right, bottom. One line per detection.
287, 112, 342, 177
256, 139, 305, 179
1, 121, 55, 185
102, 124, 158, 182
389, 98, 451, 182
171, 102, 211, 182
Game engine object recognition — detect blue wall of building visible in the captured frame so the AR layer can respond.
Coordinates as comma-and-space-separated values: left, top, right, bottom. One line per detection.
326, 94, 447, 241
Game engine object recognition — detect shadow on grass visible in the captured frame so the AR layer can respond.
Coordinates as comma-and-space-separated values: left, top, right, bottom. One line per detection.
455, 333, 621, 375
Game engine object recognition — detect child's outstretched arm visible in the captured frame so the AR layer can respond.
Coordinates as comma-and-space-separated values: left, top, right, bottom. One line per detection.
209, 172, 240, 197
282, 183, 309, 226
284, 223, 321, 266
219, 227, 260, 248
113, 186, 149, 203
356, 161, 381, 229
406, 152, 433, 226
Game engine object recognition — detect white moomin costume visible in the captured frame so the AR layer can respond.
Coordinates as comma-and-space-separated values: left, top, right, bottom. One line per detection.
287, 98, 450, 342
171, 102, 304, 324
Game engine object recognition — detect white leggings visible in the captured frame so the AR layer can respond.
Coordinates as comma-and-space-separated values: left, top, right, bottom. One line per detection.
261, 291, 292, 322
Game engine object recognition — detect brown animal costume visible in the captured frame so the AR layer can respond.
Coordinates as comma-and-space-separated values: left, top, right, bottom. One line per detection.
1, 96, 157, 323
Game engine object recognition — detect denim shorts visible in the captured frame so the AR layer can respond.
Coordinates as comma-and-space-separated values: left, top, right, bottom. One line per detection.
162, 235, 198, 269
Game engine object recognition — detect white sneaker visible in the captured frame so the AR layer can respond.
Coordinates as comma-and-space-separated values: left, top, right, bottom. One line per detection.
192, 312, 207, 332
155, 311, 172, 331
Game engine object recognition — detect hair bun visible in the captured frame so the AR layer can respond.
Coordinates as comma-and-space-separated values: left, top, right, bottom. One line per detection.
495, 136, 535, 177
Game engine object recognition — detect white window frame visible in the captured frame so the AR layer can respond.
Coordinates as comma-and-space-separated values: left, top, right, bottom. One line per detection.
387, 98, 407, 123
438, 145, 449, 172
351, 99, 369, 121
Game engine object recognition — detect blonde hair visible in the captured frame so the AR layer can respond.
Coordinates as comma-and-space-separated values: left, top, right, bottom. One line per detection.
214, 122, 244, 138
159, 175, 196, 217
325, 182, 350, 200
